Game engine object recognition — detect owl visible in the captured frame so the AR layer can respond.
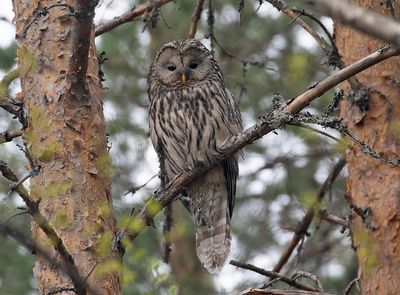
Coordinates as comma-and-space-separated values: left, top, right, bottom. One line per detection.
148, 39, 242, 273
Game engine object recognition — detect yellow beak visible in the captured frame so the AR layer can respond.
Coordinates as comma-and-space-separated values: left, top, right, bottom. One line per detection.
181, 73, 187, 83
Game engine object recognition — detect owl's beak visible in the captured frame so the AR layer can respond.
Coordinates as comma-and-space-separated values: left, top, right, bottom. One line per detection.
181, 73, 187, 84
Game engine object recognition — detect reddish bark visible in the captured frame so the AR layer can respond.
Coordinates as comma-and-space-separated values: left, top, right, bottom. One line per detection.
335, 1, 400, 293
13, 1, 121, 294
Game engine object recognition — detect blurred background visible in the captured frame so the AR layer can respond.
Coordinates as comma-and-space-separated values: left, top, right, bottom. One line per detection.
0, 1, 356, 294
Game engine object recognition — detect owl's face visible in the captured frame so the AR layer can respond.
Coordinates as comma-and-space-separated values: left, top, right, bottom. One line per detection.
150, 40, 216, 87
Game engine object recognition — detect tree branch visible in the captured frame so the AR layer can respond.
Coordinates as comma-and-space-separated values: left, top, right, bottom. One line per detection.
114, 45, 399, 251
0, 128, 23, 144
318, 210, 350, 228
95, 0, 175, 37
230, 260, 321, 292
272, 158, 346, 273
188, 0, 205, 38
304, 0, 400, 47
266, 0, 332, 56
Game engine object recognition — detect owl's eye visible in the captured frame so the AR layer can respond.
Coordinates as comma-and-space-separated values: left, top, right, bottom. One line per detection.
189, 62, 198, 69
167, 65, 176, 71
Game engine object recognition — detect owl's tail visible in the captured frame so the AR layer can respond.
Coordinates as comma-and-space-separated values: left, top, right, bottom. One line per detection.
187, 169, 231, 273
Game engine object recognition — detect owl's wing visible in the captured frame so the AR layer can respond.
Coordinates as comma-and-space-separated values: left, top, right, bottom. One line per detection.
218, 88, 242, 219
221, 157, 238, 218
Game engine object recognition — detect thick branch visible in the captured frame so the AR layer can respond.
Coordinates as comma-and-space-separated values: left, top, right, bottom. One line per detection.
116, 45, 399, 248
95, 0, 175, 37
188, 0, 205, 38
0, 128, 23, 144
273, 158, 347, 273
305, 0, 400, 47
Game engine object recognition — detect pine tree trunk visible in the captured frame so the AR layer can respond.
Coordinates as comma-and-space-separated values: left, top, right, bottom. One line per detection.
13, 1, 121, 294
335, 2, 400, 293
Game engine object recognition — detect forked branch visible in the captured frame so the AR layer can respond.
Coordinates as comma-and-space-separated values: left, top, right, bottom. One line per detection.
95, 0, 175, 36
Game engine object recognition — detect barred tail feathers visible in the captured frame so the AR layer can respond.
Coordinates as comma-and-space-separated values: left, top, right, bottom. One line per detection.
188, 168, 232, 273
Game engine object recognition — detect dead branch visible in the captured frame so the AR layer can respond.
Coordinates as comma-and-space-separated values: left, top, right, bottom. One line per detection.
95, 0, 175, 37
304, 0, 400, 47
272, 158, 346, 273
0, 161, 86, 295
318, 210, 349, 228
230, 260, 320, 292
266, 0, 332, 56
188, 0, 205, 38
344, 277, 360, 295
114, 45, 399, 251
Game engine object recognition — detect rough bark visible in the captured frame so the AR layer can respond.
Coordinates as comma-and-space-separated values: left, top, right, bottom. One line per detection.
13, 1, 121, 294
335, 1, 400, 294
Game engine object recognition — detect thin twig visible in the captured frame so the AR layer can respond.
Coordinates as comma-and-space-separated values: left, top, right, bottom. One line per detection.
304, 0, 400, 47
266, 0, 332, 55
124, 174, 157, 196
344, 276, 360, 295
212, 36, 278, 72
188, 0, 205, 38
272, 157, 347, 273
95, 0, 175, 36
318, 210, 350, 228
291, 271, 323, 292
207, 0, 215, 55
292, 8, 335, 49
287, 122, 350, 148
230, 260, 320, 292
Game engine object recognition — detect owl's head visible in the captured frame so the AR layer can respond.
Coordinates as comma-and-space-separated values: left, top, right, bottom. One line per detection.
149, 39, 222, 87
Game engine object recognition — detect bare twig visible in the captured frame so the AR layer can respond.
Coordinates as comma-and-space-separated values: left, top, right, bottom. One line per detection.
291, 271, 323, 292
230, 260, 320, 292
188, 0, 205, 38
286, 122, 350, 148
304, 0, 400, 47
318, 210, 350, 228
266, 0, 332, 55
212, 36, 278, 72
124, 174, 157, 196
272, 157, 347, 273
207, 0, 215, 55
0, 161, 86, 295
95, 0, 175, 36
114, 45, 399, 251
344, 276, 360, 295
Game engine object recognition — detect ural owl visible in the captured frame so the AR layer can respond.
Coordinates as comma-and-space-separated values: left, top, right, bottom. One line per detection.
148, 39, 242, 273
